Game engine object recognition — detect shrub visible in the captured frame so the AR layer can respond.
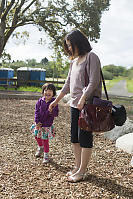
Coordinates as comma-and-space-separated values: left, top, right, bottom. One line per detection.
103, 71, 113, 80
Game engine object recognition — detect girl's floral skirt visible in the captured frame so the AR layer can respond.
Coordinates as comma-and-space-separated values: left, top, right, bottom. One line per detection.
30, 124, 55, 140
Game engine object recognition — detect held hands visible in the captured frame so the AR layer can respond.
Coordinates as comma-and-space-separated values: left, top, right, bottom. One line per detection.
49, 100, 57, 112
49, 91, 64, 112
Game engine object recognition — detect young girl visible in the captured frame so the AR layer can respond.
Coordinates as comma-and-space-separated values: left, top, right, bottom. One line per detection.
31, 83, 59, 163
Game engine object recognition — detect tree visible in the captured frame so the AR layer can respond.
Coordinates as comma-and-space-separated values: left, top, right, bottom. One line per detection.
127, 67, 133, 79
41, 57, 49, 65
0, 50, 11, 63
0, 0, 110, 58
103, 70, 113, 80
5, 60, 26, 76
26, 58, 37, 66
103, 64, 127, 77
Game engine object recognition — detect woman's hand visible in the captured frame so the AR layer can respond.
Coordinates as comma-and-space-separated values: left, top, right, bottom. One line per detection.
49, 91, 65, 112
77, 95, 86, 111
49, 100, 58, 112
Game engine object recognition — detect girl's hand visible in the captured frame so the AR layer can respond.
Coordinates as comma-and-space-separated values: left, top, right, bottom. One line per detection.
49, 91, 65, 112
49, 100, 58, 112
36, 122, 42, 129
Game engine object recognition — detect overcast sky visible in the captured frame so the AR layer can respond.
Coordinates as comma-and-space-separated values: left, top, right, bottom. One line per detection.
5, 0, 133, 68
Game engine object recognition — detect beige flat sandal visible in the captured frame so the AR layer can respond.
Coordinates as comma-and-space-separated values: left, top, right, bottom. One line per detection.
66, 167, 79, 177
67, 173, 86, 183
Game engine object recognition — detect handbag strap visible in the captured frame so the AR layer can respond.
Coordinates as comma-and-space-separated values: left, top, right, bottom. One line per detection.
85, 54, 109, 100
100, 69, 109, 100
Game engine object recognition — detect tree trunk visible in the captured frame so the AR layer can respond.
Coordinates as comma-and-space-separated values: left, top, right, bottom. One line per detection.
0, 21, 5, 57
0, 19, 16, 58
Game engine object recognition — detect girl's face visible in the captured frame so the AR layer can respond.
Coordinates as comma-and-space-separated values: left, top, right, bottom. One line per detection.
43, 89, 54, 101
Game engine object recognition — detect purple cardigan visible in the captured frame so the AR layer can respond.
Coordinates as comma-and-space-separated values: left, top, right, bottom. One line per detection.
35, 97, 59, 127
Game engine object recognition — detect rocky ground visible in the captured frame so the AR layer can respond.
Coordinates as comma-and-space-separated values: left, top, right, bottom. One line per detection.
0, 99, 133, 199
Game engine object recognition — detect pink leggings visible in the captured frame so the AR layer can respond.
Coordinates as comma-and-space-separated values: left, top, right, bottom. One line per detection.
35, 137, 49, 153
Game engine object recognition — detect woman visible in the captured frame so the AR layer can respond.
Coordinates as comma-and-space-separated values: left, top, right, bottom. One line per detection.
49, 29, 102, 182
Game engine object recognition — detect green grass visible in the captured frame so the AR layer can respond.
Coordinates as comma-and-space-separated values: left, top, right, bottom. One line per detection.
0, 86, 17, 91
17, 86, 42, 92
0, 85, 63, 92
0, 86, 42, 92
0, 86, 6, 90
126, 79, 133, 93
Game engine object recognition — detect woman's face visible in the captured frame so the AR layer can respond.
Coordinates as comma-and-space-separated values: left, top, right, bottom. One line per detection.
66, 40, 72, 53
66, 39, 79, 58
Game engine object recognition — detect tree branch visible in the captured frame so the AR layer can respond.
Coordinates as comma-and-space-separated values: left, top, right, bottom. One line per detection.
3, 0, 26, 48
12, 0, 25, 26
5, 18, 68, 29
38, 19, 68, 27
0, 0, 5, 17
1, 0, 15, 20
5, 22, 35, 29
22, 0, 37, 14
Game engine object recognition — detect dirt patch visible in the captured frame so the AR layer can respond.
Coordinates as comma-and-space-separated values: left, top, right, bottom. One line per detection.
0, 99, 133, 199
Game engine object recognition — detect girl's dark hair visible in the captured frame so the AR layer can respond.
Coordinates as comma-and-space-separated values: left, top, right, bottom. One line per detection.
64, 29, 92, 58
42, 83, 56, 97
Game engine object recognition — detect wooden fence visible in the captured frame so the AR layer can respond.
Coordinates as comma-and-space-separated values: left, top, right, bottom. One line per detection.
0, 78, 65, 89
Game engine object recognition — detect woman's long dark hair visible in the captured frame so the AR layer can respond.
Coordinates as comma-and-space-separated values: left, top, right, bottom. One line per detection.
64, 29, 92, 58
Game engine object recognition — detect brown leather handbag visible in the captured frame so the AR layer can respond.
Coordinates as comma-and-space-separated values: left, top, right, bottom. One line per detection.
78, 67, 115, 132
78, 100, 115, 132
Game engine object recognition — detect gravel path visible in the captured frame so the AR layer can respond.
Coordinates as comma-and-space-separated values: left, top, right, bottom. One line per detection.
0, 80, 133, 198
0, 99, 133, 199
107, 80, 133, 97
0, 90, 41, 100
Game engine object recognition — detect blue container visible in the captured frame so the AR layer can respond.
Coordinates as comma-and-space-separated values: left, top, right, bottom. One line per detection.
0, 68, 14, 84
30, 68, 46, 86
17, 67, 31, 87
40, 70, 46, 84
